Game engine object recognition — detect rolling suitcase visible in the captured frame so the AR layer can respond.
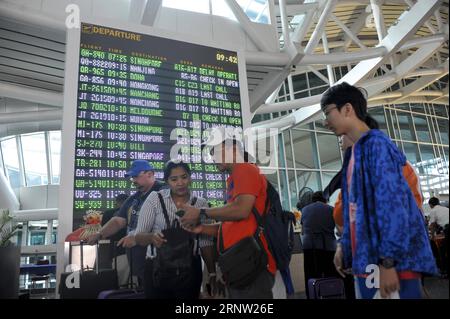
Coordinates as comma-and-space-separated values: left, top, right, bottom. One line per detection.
59, 241, 118, 299
308, 277, 346, 299
97, 288, 145, 299
97, 244, 144, 299
306, 232, 345, 299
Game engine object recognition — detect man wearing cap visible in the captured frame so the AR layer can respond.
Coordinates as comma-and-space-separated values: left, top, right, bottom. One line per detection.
87, 159, 165, 285
180, 127, 276, 298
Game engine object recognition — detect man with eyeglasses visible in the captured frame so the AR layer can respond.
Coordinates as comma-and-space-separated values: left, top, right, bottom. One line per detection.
87, 160, 165, 286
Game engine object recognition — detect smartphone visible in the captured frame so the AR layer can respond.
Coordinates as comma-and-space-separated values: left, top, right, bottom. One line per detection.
175, 210, 185, 218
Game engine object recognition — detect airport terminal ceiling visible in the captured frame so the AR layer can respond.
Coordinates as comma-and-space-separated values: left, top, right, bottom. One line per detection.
0, 0, 448, 200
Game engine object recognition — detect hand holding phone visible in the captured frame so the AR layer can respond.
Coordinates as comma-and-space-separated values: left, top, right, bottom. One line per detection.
175, 210, 186, 218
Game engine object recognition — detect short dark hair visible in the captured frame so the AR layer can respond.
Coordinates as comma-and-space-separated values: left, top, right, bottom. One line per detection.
312, 191, 327, 203
321, 82, 379, 129
429, 197, 440, 207
163, 160, 191, 181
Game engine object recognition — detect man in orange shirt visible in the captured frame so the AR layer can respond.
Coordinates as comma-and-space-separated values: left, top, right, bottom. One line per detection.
181, 128, 276, 298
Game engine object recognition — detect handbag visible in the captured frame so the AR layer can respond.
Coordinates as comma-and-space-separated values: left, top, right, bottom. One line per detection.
151, 194, 197, 289
217, 225, 267, 289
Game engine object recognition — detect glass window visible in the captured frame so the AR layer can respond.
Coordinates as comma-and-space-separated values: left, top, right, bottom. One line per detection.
307, 72, 327, 89
21, 133, 48, 186
410, 103, 426, 114
263, 170, 279, 191
294, 91, 309, 99
310, 87, 327, 96
437, 119, 449, 145
397, 112, 415, 141
385, 109, 399, 140
236, 0, 270, 24
291, 130, 319, 169
413, 115, 432, 143
292, 74, 307, 93
419, 144, 437, 174
403, 142, 421, 164
314, 121, 331, 133
1, 137, 21, 188
211, 0, 237, 20
322, 171, 340, 206
277, 134, 286, 168
433, 104, 448, 118
49, 131, 61, 184
296, 171, 321, 196
279, 169, 289, 209
288, 170, 298, 210
317, 133, 341, 170
283, 131, 294, 168
368, 107, 388, 134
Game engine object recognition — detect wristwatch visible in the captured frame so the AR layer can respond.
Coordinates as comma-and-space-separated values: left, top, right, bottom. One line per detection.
199, 208, 208, 218
378, 257, 396, 269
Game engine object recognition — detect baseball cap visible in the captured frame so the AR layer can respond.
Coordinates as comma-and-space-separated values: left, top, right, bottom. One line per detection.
125, 160, 154, 177
201, 126, 244, 150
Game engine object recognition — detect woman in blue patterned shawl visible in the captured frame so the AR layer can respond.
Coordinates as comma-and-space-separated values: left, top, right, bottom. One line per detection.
321, 82, 437, 299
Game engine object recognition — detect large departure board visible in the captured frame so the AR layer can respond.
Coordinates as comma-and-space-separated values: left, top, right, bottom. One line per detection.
67, 23, 247, 229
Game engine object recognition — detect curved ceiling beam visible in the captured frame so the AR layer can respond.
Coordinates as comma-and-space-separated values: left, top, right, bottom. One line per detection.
0, 121, 61, 139
0, 109, 63, 124
0, 82, 63, 107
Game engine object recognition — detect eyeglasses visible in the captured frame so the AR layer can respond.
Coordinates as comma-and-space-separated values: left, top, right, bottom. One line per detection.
321, 106, 338, 120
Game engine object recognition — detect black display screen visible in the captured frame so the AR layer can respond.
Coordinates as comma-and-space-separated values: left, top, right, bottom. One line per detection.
72, 23, 244, 228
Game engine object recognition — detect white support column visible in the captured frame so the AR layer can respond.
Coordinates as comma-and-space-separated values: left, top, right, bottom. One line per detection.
434, 10, 443, 33
330, 13, 366, 49
46, 220, 53, 245
287, 75, 295, 100
305, 0, 337, 54
268, 0, 277, 28
279, 0, 291, 46
224, 0, 273, 52
128, 0, 147, 22
404, 0, 437, 34
342, 11, 370, 49
321, 33, 335, 85
370, 0, 386, 42
141, 0, 162, 26
291, 4, 318, 44
0, 170, 20, 211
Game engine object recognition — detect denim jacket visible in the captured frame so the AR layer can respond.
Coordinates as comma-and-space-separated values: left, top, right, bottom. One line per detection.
341, 129, 438, 276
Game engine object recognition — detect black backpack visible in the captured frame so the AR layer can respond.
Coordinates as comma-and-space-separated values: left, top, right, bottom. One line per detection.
252, 180, 295, 271
151, 194, 197, 290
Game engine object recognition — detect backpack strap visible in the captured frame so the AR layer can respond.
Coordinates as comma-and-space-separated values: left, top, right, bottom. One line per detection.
190, 196, 200, 255
218, 223, 224, 253
251, 178, 270, 230
157, 193, 171, 229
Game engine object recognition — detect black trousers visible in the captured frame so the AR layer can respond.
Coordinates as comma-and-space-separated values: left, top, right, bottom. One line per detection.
144, 255, 202, 299
303, 249, 340, 299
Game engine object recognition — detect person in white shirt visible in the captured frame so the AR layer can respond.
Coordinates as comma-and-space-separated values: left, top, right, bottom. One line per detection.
429, 197, 449, 231
428, 197, 449, 276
